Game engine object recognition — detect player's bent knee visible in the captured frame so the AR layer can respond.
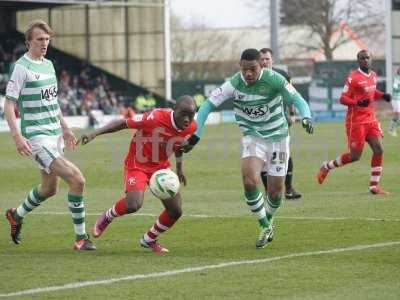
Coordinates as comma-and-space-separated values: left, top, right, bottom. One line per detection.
374, 147, 383, 155
41, 186, 58, 198
168, 207, 182, 220
350, 153, 361, 161
69, 173, 86, 191
243, 177, 258, 191
268, 190, 283, 200
75, 175, 86, 189
125, 199, 142, 213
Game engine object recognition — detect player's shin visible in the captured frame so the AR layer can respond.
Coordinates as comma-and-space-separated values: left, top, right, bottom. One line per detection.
244, 188, 269, 228
15, 186, 47, 221
68, 194, 88, 240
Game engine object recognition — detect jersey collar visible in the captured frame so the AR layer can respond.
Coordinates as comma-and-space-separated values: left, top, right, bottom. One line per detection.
24, 53, 44, 64
170, 111, 181, 131
240, 68, 264, 86
357, 68, 371, 77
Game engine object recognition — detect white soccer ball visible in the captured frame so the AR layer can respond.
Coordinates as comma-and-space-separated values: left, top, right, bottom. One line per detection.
149, 169, 180, 200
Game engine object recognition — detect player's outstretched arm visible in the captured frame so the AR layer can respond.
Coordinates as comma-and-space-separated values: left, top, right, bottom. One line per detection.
280, 83, 314, 134
181, 100, 215, 153
174, 149, 186, 186
77, 119, 128, 145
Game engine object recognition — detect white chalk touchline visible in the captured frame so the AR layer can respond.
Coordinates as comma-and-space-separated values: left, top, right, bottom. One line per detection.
0, 241, 399, 298
30, 211, 400, 222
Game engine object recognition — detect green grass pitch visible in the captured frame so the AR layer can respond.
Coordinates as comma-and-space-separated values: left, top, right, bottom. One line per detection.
0, 121, 399, 299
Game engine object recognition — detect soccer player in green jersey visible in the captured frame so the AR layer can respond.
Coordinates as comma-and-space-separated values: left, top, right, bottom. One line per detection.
182, 48, 313, 248
259, 47, 302, 200
4, 20, 95, 250
388, 67, 400, 137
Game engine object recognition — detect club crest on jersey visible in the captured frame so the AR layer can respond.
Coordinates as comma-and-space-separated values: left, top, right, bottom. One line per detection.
127, 177, 136, 185
233, 91, 246, 100
258, 85, 267, 93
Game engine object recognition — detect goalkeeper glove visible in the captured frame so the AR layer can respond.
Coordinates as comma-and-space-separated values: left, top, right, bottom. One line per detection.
301, 118, 314, 134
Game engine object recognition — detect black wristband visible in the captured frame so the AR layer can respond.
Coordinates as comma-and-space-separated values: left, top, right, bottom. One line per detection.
187, 135, 200, 146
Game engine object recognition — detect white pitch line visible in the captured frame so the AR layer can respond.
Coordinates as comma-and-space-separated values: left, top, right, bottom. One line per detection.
0, 241, 399, 298
30, 211, 400, 222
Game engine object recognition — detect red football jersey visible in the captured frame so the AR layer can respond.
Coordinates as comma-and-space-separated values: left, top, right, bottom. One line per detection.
124, 108, 197, 172
340, 68, 384, 124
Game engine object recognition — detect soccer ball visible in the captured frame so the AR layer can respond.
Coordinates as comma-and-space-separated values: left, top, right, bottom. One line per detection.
149, 169, 180, 200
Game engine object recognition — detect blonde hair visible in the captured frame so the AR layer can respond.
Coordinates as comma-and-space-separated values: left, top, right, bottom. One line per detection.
25, 20, 53, 48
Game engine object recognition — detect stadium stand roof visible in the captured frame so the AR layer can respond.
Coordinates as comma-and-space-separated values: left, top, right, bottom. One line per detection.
0, 0, 163, 10
0, 0, 68, 10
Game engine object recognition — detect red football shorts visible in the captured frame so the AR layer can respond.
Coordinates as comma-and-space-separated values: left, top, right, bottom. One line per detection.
346, 121, 382, 152
124, 169, 154, 192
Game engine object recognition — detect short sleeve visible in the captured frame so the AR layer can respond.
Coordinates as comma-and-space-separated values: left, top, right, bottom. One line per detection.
6, 64, 26, 102
208, 81, 235, 107
342, 75, 354, 96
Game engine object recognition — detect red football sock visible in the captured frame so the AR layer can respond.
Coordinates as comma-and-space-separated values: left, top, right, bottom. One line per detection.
144, 210, 178, 242
326, 153, 352, 169
112, 197, 127, 216
370, 154, 383, 187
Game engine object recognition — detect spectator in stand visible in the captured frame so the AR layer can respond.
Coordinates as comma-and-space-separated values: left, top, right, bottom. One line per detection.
0, 34, 123, 117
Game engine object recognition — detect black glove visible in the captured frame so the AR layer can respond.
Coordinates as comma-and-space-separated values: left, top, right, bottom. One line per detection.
301, 118, 314, 134
357, 99, 369, 107
382, 93, 391, 102
180, 135, 200, 153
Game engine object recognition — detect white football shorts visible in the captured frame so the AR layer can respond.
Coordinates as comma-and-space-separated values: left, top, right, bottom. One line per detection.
241, 135, 290, 177
30, 135, 64, 174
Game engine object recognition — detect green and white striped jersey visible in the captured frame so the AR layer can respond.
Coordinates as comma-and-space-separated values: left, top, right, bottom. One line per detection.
206, 68, 310, 141
6, 54, 61, 139
393, 75, 400, 101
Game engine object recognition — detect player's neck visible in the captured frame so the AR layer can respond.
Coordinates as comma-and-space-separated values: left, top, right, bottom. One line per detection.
26, 51, 44, 61
359, 66, 370, 74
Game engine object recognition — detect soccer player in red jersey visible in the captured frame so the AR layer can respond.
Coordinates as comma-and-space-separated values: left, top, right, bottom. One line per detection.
78, 96, 197, 253
317, 50, 392, 195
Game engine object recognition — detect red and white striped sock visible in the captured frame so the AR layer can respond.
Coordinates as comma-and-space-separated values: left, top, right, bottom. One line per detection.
105, 197, 126, 221
325, 153, 352, 170
143, 210, 178, 243
369, 154, 383, 188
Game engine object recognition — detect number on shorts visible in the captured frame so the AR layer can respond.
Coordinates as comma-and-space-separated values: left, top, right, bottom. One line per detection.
270, 151, 286, 165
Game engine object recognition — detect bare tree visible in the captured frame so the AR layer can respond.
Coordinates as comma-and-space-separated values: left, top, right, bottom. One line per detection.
251, 0, 384, 60
171, 14, 241, 80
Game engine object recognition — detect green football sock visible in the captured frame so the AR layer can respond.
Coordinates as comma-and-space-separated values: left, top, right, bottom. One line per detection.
16, 186, 47, 221
245, 188, 269, 228
68, 194, 87, 240
265, 193, 283, 221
